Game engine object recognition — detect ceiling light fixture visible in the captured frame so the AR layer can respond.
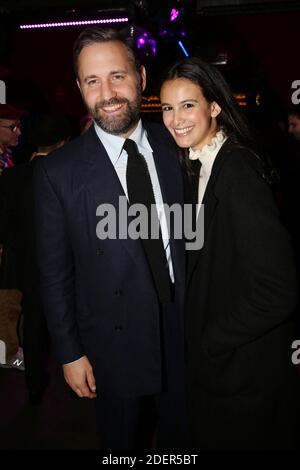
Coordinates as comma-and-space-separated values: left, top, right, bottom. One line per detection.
20, 17, 128, 30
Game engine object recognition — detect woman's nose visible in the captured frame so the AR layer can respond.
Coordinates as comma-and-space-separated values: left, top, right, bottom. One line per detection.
173, 109, 185, 127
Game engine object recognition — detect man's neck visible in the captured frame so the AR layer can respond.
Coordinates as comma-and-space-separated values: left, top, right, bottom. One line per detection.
120, 120, 140, 140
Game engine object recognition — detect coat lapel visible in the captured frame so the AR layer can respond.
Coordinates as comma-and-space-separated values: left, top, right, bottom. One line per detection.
187, 139, 232, 285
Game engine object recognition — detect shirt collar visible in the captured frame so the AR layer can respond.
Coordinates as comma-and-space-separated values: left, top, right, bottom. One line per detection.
127, 120, 153, 155
94, 122, 124, 165
94, 119, 152, 166
189, 130, 227, 174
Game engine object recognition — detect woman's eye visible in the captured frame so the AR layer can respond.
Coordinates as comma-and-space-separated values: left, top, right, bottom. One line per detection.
184, 103, 194, 109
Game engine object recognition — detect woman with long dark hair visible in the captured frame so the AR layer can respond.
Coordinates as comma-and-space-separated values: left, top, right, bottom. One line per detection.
160, 57, 300, 449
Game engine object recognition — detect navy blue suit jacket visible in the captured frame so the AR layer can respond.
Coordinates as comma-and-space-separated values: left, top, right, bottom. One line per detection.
34, 122, 185, 398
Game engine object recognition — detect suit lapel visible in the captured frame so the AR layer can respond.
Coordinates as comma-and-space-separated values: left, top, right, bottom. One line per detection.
75, 127, 145, 265
146, 125, 185, 288
146, 128, 184, 209
76, 124, 185, 283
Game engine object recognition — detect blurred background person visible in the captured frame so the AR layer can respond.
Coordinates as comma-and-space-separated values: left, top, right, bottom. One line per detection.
0, 113, 72, 403
0, 104, 22, 174
0, 103, 24, 371
288, 104, 300, 143
276, 105, 300, 276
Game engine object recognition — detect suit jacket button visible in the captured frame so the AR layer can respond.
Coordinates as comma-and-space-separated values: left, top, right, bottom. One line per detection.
114, 325, 123, 331
115, 289, 123, 296
97, 248, 104, 255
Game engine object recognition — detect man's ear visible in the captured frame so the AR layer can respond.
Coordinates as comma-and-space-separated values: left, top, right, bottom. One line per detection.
211, 101, 222, 118
140, 66, 146, 92
76, 78, 82, 94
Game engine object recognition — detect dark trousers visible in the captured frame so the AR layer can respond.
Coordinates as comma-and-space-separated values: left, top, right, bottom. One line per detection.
95, 300, 188, 450
96, 388, 188, 450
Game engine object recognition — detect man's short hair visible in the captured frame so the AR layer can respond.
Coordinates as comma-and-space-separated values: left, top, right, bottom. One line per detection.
73, 27, 141, 77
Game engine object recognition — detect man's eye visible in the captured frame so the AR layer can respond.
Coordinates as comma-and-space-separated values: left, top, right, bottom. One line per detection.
184, 103, 194, 109
87, 79, 98, 86
113, 75, 124, 81
161, 106, 171, 112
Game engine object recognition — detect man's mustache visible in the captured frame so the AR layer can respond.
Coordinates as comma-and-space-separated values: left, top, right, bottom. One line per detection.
95, 97, 129, 110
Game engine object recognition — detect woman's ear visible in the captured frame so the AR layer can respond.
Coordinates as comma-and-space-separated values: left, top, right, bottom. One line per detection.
211, 101, 222, 118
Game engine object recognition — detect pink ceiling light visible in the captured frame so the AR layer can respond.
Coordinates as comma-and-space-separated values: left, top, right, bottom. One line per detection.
20, 17, 128, 30
170, 8, 179, 22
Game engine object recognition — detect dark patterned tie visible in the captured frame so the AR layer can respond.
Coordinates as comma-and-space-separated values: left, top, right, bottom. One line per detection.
124, 138, 171, 303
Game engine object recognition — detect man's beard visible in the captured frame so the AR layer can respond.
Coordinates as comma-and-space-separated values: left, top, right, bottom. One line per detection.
91, 88, 142, 136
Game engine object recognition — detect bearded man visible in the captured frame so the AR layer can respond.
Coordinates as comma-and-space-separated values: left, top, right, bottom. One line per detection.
34, 27, 187, 450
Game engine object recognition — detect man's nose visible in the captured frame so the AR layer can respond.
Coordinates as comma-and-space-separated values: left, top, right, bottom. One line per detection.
101, 80, 116, 101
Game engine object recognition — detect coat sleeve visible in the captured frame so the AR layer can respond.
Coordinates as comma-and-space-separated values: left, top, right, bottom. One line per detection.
34, 159, 84, 364
203, 164, 298, 356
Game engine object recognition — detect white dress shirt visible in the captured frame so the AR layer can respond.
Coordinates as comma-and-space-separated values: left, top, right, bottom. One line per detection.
94, 120, 174, 282
189, 130, 227, 208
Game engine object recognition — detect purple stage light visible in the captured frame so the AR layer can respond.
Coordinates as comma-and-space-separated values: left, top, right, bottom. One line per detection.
20, 17, 128, 30
136, 30, 157, 58
170, 8, 179, 22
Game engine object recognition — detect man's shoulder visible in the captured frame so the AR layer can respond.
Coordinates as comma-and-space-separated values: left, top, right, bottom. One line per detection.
37, 131, 90, 174
143, 120, 175, 147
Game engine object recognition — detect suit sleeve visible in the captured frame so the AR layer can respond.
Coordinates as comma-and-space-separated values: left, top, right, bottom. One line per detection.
203, 166, 298, 356
34, 159, 84, 364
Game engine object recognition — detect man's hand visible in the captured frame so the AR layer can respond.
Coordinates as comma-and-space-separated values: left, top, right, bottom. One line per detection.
63, 355, 97, 398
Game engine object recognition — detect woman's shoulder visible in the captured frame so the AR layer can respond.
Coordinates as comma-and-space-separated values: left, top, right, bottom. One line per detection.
219, 139, 276, 187
221, 139, 261, 170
